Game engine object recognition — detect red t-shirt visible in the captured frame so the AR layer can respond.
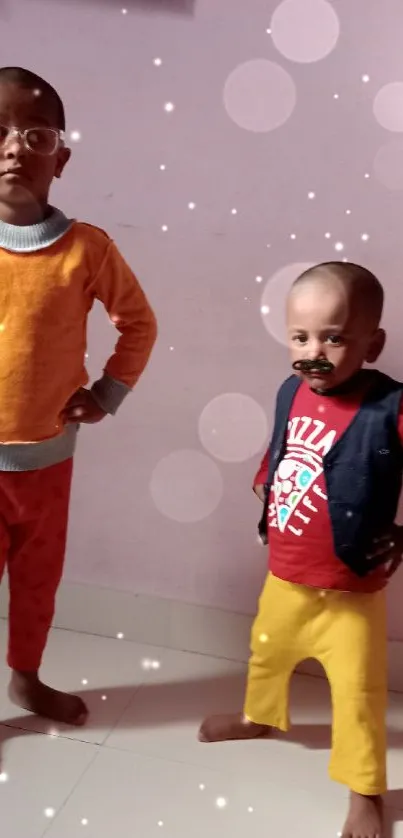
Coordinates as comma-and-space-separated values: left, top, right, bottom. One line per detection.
254, 380, 403, 593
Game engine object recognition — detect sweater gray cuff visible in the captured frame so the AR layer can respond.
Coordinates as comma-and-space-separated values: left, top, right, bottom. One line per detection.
91, 374, 131, 415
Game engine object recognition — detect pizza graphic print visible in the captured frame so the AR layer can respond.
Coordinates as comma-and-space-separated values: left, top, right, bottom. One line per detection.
269, 415, 337, 538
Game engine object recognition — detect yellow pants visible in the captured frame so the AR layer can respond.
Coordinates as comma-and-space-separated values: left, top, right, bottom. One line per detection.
244, 574, 387, 796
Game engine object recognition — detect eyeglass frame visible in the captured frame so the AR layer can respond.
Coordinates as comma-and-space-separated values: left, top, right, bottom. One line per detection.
0, 124, 65, 156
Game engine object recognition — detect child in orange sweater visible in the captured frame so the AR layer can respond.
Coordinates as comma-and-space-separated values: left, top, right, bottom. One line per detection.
0, 67, 157, 725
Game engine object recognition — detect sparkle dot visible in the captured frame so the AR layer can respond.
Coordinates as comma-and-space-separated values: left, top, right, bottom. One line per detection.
45, 808, 56, 819
216, 797, 228, 809
81, 679, 88, 686
266, 243, 271, 248
0, 772, 8, 783
153, 58, 162, 66
308, 191, 315, 199
199, 784, 205, 791
101, 695, 107, 701
121, 7, 128, 13
116, 632, 124, 640
141, 658, 161, 670
169, 346, 174, 351
81, 819, 89, 826
266, 28, 272, 34
33, 88, 42, 98
158, 821, 164, 827
255, 275, 263, 283
342, 257, 348, 262
188, 202, 196, 210
159, 164, 166, 171
365, 172, 370, 179
48, 727, 59, 737
248, 807, 254, 813
361, 233, 370, 241
317, 404, 325, 414
325, 232, 331, 239
290, 233, 296, 240
334, 241, 344, 252
259, 633, 269, 643
319, 591, 326, 598
346, 510, 353, 518
261, 304, 270, 315
161, 225, 168, 232
164, 102, 175, 113
333, 93, 339, 99
362, 74, 370, 83
85, 352, 89, 359
231, 208, 237, 215
0, 323, 5, 332
70, 130, 81, 142
345, 209, 351, 215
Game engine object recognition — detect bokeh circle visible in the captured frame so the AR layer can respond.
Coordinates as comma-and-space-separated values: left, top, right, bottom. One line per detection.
223, 59, 296, 133
271, 0, 340, 64
373, 82, 403, 132
150, 450, 223, 523
260, 262, 315, 345
198, 393, 268, 463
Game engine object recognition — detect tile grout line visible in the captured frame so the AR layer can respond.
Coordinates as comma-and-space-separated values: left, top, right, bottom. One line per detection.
41, 744, 101, 837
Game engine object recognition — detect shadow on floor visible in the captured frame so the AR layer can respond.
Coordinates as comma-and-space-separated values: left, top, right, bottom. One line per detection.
384, 798, 403, 838
0, 671, 402, 740
1, 671, 403, 830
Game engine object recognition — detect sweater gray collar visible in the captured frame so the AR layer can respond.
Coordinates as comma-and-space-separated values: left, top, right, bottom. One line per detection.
0, 206, 74, 253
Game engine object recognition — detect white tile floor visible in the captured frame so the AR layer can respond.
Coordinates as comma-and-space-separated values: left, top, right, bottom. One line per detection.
0, 622, 402, 836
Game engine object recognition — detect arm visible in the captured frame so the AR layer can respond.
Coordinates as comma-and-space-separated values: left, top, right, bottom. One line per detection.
253, 449, 269, 502
90, 240, 157, 414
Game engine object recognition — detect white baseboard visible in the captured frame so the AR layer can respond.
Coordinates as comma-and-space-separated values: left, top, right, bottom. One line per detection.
0, 579, 402, 691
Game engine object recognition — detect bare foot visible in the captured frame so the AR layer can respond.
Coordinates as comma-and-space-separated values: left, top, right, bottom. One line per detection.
9, 671, 88, 726
198, 712, 269, 743
341, 792, 383, 838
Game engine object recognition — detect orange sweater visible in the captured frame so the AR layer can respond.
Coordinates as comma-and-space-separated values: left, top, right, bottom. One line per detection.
0, 220, 157, 446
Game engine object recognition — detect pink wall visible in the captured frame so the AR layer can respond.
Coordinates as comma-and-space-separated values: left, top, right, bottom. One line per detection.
4, 0, 403, 633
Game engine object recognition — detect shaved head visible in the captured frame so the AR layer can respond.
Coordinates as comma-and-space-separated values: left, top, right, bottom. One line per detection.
291, 261, 384, 329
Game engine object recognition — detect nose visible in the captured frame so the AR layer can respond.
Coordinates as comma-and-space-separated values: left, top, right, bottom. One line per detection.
1, 130, 25, 159
305, 339, 324, 360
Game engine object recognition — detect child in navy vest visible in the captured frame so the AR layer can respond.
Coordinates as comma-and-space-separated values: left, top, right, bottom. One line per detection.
199, 262, 403, 838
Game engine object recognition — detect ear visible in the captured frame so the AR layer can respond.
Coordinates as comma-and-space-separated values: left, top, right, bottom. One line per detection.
366, 328, 386, 363
54, 146, 71, 179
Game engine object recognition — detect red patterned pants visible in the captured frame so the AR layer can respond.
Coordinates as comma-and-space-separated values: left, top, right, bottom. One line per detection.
0, 459, 73, 671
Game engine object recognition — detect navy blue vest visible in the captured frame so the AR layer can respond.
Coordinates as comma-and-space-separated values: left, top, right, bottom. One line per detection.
258, 371, 403, 577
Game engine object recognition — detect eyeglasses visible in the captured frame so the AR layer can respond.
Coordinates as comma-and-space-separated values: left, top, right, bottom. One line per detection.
0, 125, 64, 156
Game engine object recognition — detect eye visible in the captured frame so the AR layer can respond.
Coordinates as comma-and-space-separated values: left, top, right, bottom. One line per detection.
25, 127, 59, 155
292, 334, 308, 345
326, 334, 343, 345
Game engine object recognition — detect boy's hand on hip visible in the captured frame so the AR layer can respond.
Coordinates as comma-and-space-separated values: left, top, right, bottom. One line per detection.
368, 524, 403, 578
63, 388, 107, 424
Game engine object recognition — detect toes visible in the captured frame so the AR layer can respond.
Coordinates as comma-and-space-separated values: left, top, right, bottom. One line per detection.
70, 699, 88, 726
198, 724, 211, 743
75, 709, 88, 727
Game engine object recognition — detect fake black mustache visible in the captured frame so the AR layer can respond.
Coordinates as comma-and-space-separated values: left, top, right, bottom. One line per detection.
292, 359, 335, 373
